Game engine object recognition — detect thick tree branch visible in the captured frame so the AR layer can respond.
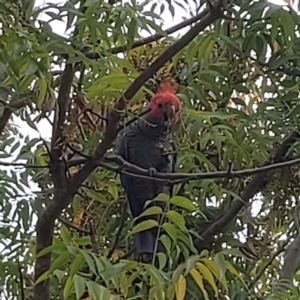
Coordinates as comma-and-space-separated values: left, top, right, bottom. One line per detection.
84, 5, 214, 59
34, 64, 75, 300
194, 131, 300, 250
70, 0, 225, 192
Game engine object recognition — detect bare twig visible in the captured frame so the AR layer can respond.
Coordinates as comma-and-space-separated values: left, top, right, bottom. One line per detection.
58, 216, 91, 235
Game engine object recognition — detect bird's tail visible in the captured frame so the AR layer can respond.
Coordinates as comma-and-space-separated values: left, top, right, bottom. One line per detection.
134, 228, 165, 255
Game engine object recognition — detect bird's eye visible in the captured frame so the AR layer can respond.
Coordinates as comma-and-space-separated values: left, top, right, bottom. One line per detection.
157, 103, 163, 108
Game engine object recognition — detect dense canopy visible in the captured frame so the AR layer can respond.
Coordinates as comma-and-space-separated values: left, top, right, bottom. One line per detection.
1, 0, 300, 299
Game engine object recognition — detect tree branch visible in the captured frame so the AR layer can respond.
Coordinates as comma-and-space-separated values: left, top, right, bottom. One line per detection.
34, 63, 75, 300
58, 216, 91, 235
194, 130, 300, 251
68, 154, 300, 183
70, 0, 225, 192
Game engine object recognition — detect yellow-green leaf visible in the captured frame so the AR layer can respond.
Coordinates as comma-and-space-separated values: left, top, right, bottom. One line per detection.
108, 185, 118, 200
170, 196, 196, 211
155, 193, 170, 202
138, 206, 163, 218
226, 261, 247, 287
175, 274, 186, 300
131, 220, 158, 234
162, 223, 177, 242
37, 77, 47, 107
202, 257, 228, 292
166, 210, 186, 230
190, 268, 209, 300
196, 262, 218, 296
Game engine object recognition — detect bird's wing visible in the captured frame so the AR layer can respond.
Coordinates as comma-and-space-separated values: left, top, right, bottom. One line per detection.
116, 129, 145, 217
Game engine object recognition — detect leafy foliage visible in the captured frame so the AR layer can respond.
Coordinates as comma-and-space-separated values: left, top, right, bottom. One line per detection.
1, 0, 300, 299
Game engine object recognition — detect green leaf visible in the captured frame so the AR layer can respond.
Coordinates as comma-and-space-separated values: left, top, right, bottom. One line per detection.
131, 220, 158, 234
155, 193, 170, 202
162, 222, 177, 242
157, 252, 167, 270
37, 78, 47, 107
74, 275, 86, 300
69, 253, 85, 278
137, 206, 163, 218
184, 255, 200, 276
60, 225, 72, 243
63, 276, 74, 299
214, 253, 227, 279
73, 236, 91, 246
87, 281, 111, 300
166, 210, 186, 231
24, 59, 38, 75
170, 196, 196, 211
35, 243, 67, 258
84, 0, 99, 6
160, 234, 172, 253
81, 251, 97, 275
48, 251, 70, 273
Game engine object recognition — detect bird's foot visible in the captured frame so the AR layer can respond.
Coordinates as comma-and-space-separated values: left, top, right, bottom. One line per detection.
148, 167, 157, 177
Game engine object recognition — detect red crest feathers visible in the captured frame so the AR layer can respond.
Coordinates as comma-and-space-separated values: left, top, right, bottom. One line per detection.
156, 80, 178, 95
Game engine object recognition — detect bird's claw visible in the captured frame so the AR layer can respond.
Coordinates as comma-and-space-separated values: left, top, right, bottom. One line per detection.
148, 167, 157, 177
117, 164, 125, 175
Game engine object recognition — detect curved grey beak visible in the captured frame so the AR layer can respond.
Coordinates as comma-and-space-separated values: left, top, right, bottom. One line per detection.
164, 104, 176, 122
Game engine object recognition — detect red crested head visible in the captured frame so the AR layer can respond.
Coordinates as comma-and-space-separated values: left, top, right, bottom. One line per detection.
146, 80, 181, 124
